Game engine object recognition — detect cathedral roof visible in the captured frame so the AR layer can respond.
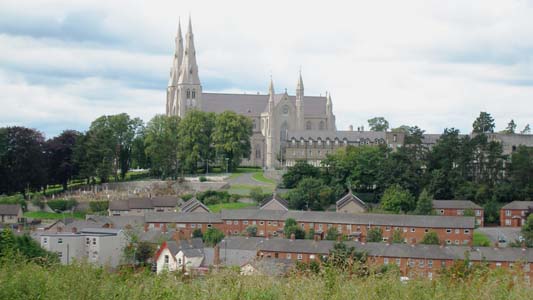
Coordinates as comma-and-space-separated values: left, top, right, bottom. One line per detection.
202, 92, 327, 116
287, 130, 387, 141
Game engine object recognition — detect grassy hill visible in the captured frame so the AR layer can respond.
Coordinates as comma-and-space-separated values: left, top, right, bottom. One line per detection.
1, 258, 531, 300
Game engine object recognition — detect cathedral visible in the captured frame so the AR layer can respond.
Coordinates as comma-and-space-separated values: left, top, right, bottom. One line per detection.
166, 18, 337, 168
166, 18, 533, 169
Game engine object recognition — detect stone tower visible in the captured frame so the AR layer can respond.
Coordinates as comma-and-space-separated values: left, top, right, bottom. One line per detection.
176, 17, 202, 118
166, 20, 183, 116
295, 71, 305, 130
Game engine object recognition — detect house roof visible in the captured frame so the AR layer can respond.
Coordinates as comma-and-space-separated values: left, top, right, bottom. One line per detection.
0, 204, 21, 216
219, 236, 266, 250
501, 201, 533, 210
151, 196, 179, 207
336, 191, 367, 210
165, 238, 204, 256
260, 194, 289, 211
259, 239, 335, 254
287, 130, 386, 142
108, 200, 130, 211
181, 198, 210, 213
127, 198, 154, 209
145, 212, 222, 223
244, 258, 295, 276
432, 200, 482, 210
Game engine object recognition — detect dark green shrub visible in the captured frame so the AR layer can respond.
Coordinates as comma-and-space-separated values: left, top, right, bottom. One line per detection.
47, 199, 77, 212
199, 176, 207, 182
89, 201, 109, 212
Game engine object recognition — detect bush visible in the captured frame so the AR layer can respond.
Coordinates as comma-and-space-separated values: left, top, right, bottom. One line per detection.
229, 194, 241, 202
197, 190, 230, 205
181, 194, 194, 201
203, 228, 225, 246
249, 187, 265, 203
47, 199, 77, 212
31, 195, 45, 210
0, 194, 26, 211
199, 176, 207, 182
245, 225, 257, 237
325, 227, 339, 241
367, 228, 383, 243
192, 228, 203, 238
89, 201, 109, 213
420, 232, 440, 245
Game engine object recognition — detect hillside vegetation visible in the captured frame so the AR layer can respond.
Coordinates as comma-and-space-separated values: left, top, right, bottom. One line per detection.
0, 257, 532, 300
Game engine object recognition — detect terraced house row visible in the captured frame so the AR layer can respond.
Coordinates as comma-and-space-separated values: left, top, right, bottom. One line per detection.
145, 209, 476, 245
253, 237, 533, 280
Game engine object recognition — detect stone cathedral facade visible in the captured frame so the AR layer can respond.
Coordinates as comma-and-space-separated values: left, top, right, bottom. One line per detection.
166, 19, 533, 169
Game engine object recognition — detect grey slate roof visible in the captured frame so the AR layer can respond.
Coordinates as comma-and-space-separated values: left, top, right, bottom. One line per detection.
260, 239, 335, 254
219, 236, 266, 250
85, 215, 145, 229
432, 200, 482, 210
151, 196, 179, 207
165, 238, 204, 256
260, 194, 289, 210
127, 198, 154, 209
201, 92, 327, 116
0, 204, 21, 215
180, 198, 210, 213
336, 191, 367, 210
501, 201, 533, 210
108, 200, 130, 211
145, 212, 222, 223
287, 130, 386, 141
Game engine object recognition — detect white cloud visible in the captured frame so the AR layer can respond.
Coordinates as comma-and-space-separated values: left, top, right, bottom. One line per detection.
0, 0, 532, 136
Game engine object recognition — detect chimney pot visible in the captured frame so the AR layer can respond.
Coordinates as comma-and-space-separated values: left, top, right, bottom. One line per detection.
290, 233, 296, 241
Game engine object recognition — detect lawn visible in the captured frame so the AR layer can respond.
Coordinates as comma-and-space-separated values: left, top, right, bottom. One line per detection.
251, 172, 277, 184
207, 202, 256, 213
473, 231, 492, 247
227, 184, 275, 195
24, 211, 86, 220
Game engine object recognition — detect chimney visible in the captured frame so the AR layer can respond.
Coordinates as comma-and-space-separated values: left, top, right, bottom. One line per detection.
290, 233, 296, 241
144, 223, 149, 232
314, 234, 320, 242
349, 125, 353, 131
71, 227, 77, 233
214, 244, 221, 266
162, 223, 167, 233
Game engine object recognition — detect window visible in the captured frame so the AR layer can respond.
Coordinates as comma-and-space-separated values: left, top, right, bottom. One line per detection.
457, 210, 464, 216
428, 260, 433, 268
439, 209, 444, 215
207, 224, 212, 228
58, 238, 63, 244
43, 238, 48, 244
164, 255, 169, 264
226, 220, 232, 225
446, 240, 451, 245
92, 238, 96, 245
506, 210, 511, 217
243, 221, 249, 225
186, 89, 191, 99
496, 262, 502, 268
301, 223, 306, 229
454, 240, 459, 245
319, 121, 325, 130
408, 259, 414, 267
403, 227, 407, 233
455, 229, 459, 234
260, 221, 264, 225
252, 221, 256, 225
318, 224, 323, 230
463, 240, 469, 245
419, 260, 425, 268
385, 226, 391, 231
286, 254, 291, 259
410, 228, 415, 233
252, 120, 257, 130
255, 147, 261, 159
86, 238, 90, 245
464, 229, 470, 234
273, 221, 278, 226
424, 228, 429, 233
57, 252, 63, 258
384, 258, 389, 265
297, 254, 303, 260
396, 258, 401, 266
446, 229, 452, 234
282, 105, 289, 115
306, 121, 312, 130
233, 230, 238, 234
234, 220, 239, 225
475, 210, 481, 216
192, 89, 196, 99
191, 224, 196, 228
259, 230, 264, 236
327, 224, 332, 229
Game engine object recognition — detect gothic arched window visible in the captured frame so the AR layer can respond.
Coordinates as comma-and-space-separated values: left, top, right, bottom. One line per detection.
192, 89, 196, 99
255, 145, 261, 159
306, 121, 312, 130
186, 89, 191, 99
319, 121, 325, 130
252, 119, 257, 130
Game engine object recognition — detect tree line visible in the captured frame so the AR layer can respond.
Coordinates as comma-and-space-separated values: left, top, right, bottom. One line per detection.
283, 112, 533, 223
0, 110, 252, 196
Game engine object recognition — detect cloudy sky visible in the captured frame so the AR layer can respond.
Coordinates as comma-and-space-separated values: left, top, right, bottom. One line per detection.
1, 0, 532, 137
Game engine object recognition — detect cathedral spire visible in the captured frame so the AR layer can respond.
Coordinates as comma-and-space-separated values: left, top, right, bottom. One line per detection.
296, 70, 305, 130
178, 16, 201, 85
268, 76, 275, 98
169, 19, 183, 87
296, 69, 304, 92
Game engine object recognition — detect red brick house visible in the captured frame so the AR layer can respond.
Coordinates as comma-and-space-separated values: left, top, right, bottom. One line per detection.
500, 201, 533, 227
433, 200, 484, 227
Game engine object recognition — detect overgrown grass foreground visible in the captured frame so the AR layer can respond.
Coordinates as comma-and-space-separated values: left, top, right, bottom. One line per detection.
1, 258, 532, 300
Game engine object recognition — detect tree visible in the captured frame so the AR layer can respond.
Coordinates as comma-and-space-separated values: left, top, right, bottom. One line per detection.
282, 161, 321, 188
420, 231, 440, 245
0, 127, 47, 195
327, 242, 366, 271
245, 225, 257, 237
192, 228, 203, 238
144, 115, 181, 179
46, 130, 81, 190
136, 241, 155, 266
380, 184, 415, 213
288, 178, 333, 211
414, 189, 433, 215
521, 124, 531, 134
325, 227, 339, 241
249, 187, 265, 203
178, 111, 215, 174
284, 218, 305, 239
483, 197, 500, 225
521, 214, 533, 247
503, 120, 517, 134
212, 111, 253, 172
366, 227, 383, 242
391, 229, 404, 243
203, 228, 225, 246
472, 112, 495, 134
368, 117, 389, 132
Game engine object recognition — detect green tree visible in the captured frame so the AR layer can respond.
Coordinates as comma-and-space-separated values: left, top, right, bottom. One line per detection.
380, 184, 415, 213
366, 227, 383, 242
212, 111, 253, 172
282, 161, 320, 188
391, 229, 404, 243
284, 218, 305, 239
325, 227, 339, 241
483, 197, 500, 225
503, 120, 517, 134
472, 111, 495, 134
521, 124, 531, 134
46, 130, 81, 190
245, 225, 257, 237
327, 242, 366, 271
367, 117, 389, 132
178, 111, 215, 174
249, 187, 265, 203
203, 228, 225, 246
192, 228, 203, 238
521, 214, 533, 247
288, 178, 333, 211
136, 241, 155, 266
414, 189, 433, 215
420, 231, 440, 245
144, 115, 181, 179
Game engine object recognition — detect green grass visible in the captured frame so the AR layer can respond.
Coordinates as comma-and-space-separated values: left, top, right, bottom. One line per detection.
227, 184, 275, 195
207, 202, 257, 213
251, 172, 277, 184
473, 231, 492, 247
24, 211, 86, 220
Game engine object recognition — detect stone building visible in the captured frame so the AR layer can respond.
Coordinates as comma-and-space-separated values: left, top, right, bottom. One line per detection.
165, 18, 533, 169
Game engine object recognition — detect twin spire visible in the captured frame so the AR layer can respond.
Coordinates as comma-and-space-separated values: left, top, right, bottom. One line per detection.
168, 17, 200, 87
